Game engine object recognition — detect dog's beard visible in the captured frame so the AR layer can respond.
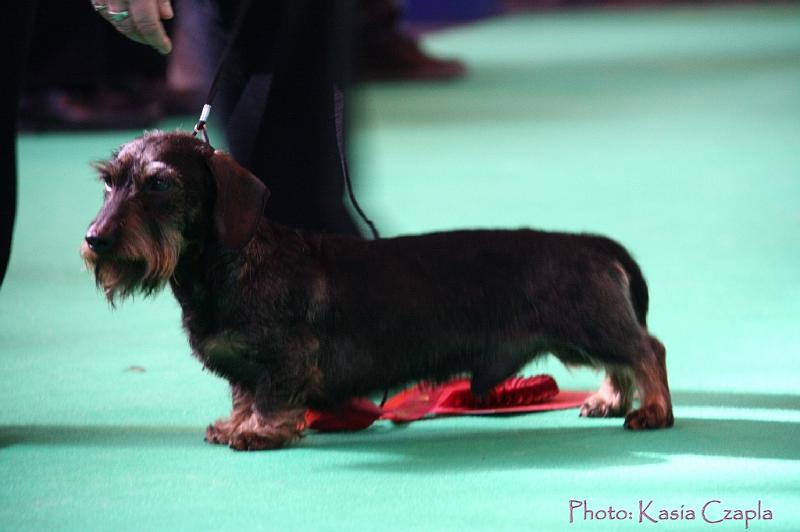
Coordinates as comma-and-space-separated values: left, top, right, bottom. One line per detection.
81, 227, 183, 304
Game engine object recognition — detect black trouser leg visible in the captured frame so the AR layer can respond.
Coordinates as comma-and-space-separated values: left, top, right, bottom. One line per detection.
1, 2, 37, 286
215, 0, 360, 235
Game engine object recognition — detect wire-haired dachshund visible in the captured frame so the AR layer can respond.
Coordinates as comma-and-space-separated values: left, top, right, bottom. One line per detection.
81, 131, 673, 450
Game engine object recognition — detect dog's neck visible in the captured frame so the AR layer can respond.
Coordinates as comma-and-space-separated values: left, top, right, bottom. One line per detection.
167, 221, 293, 339
168, 220, 333, 350
169, 238, 243, 343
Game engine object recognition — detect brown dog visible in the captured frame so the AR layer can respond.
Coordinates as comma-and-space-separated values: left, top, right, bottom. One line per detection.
81, 131, 673, 451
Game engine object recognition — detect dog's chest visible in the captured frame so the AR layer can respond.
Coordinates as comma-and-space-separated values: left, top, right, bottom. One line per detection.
190, 328, 264, 386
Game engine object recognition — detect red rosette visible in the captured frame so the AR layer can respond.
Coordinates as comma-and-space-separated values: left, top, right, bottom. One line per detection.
434, 375, 560, 413
382, 374, 586, 422
305, 375, 590, 431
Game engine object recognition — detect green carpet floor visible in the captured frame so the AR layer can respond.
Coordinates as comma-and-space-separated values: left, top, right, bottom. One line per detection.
2, 4, 799, 530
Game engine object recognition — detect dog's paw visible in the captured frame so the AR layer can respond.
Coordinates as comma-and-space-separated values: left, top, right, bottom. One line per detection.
206, 423, 292, 451
205, 423, 228, 445
228, 431, 286, 451
624, 404, 674, 429
579, 394, 627, 418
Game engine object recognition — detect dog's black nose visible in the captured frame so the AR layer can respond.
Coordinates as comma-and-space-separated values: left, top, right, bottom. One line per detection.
85, 235, 115, 254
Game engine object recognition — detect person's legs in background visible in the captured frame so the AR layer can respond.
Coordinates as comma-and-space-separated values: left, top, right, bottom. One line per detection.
214, 0, 362, 235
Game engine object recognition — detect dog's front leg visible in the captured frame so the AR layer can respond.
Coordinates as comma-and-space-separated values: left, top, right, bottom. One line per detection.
199, 327, 322, 450
205, 384, 305, 451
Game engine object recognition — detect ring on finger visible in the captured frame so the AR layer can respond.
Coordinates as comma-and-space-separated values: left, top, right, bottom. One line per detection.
108, 10, 130, 22
93, 4, 108, 12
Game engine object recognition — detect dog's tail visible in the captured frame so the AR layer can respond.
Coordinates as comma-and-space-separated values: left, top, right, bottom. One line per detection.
588, 235, 650, 328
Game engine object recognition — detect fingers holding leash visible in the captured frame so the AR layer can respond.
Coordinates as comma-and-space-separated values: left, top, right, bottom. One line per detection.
91, 0, 173, 55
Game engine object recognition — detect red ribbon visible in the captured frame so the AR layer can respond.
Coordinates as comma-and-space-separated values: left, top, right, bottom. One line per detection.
305, 374, 589, 432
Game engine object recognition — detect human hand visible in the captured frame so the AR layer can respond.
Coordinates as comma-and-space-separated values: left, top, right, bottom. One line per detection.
91, 0, 174, 55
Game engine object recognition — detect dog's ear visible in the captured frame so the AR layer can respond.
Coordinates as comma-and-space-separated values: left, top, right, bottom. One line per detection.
206, 150, 269, 250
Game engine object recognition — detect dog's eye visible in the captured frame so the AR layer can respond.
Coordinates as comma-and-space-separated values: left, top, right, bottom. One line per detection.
149, 176, 172, 192
102, 175, 113, 192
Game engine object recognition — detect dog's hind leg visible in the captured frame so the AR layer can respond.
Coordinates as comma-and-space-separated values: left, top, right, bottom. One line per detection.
573, 262, 672, 428
579, 367, 635, 418
205, 385, 305, 451
624, 335, 673, 429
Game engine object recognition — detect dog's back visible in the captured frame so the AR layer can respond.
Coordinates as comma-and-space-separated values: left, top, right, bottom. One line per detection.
298, 228, 649, 401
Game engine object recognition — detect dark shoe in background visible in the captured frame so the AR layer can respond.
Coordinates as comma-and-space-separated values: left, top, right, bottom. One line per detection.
19, 86, 164, 131
357, 30, 467, 81
356, 0, 467, 82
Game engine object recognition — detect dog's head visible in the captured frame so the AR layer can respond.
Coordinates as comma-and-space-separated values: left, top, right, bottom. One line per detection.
80, 131, 269, 302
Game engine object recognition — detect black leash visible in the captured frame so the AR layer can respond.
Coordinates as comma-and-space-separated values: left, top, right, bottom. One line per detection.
192, 0, 253, 146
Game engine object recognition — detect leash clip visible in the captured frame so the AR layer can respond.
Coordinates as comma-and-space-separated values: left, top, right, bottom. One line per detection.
192, 104, 212, 144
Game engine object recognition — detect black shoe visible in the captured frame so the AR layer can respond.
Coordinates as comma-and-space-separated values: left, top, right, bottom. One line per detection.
357, 31, 467, 82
